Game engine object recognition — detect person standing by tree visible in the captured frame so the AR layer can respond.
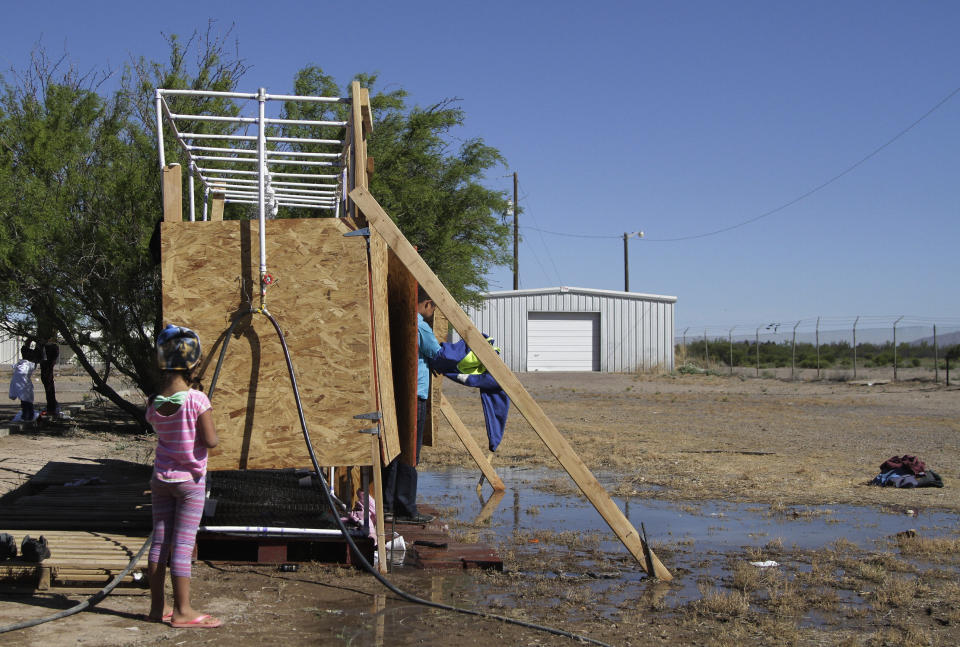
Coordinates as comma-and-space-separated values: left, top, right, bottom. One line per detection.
38, 332, 60, 417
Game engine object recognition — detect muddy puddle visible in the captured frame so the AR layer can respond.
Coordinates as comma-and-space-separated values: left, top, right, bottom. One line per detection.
415, 467, 960, 609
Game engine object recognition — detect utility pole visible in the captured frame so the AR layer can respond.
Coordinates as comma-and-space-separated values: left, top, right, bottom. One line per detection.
513, 172, 519, 290
623, 230, 644, 291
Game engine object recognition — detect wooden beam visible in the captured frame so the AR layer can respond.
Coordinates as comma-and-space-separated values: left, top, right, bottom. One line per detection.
359, 88, 373, 134
210, 192, 224, 222
350, 186, 672, 580
425, 309, 448, 448
162, 163, 182, 222
371, 443, 387, 574
387, 248, 419, 465
369, 230, 401, 463
350, 82, 367, 225
439, 393, 505, 491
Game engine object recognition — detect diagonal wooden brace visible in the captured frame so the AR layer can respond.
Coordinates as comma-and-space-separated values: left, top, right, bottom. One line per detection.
351, 186, 671, 580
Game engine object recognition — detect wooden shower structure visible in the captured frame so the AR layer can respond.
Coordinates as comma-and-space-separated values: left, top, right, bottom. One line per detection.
154, 84, 671, 580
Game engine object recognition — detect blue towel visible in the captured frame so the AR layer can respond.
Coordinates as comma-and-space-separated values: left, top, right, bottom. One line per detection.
431, 338, 510, 452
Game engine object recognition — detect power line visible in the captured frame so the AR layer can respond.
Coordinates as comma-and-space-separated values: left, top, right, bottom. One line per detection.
516, 179, 563, 284
515, 83, 960, 243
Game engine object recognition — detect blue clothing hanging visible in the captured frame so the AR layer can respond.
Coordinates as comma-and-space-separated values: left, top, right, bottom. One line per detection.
431, 337, 510, 452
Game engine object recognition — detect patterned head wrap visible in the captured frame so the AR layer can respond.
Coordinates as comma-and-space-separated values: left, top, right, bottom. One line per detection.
156, 324, 202, 372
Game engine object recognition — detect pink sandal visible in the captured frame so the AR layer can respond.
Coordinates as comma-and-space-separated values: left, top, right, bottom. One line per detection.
170, 614, 222, 628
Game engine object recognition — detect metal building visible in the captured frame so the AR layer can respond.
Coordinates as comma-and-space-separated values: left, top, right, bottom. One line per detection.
459, 286, 677, 373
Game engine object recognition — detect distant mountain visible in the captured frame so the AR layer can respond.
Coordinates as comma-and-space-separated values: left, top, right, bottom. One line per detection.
910, 330, 960, 348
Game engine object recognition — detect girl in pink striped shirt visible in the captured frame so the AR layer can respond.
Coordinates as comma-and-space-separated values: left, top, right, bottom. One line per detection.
147, 325, 221, 629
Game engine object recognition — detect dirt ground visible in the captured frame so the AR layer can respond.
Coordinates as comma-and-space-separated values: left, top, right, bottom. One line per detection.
1, 370, 958, 646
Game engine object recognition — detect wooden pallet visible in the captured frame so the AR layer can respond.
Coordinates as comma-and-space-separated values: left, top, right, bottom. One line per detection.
0, 530, 149, 594
0, 460, 152, 532
390, 506, 502, 571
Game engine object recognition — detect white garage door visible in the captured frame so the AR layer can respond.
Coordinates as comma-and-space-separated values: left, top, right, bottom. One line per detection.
527, 312, 600, 371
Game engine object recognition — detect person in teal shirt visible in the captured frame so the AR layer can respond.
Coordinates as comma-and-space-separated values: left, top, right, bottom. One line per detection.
383, 287, 440, 524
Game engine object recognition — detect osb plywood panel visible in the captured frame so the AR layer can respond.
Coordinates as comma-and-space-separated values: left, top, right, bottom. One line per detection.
387, 249, 418, 465
370, 231, 400, 463
161, 219, 376, 469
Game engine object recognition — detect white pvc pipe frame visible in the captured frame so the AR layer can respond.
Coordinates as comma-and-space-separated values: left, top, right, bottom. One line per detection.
199, 525, 352, 538
155, 87, 354, 305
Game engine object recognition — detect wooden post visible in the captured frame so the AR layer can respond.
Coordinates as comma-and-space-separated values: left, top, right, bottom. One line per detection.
162, 163, 182, 222
439, 393, 505, 491
368, 229, 396, 574
210, 192, 225, 222
371, 439, 387, 573
369, 231, 401, 462
350, 82, 369, 225
351, 186, 672, 580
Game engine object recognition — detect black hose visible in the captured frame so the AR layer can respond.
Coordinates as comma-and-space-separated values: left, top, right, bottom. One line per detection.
0, 532, 153, 634
1, 308, 613, 646
259, 309, 614, 647
0, 309, 254, 637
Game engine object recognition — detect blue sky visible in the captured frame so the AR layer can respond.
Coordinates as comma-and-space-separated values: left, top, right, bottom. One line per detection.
4, 1, 959, 335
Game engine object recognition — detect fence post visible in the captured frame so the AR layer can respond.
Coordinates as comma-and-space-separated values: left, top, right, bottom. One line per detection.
729, 327, 735, 375
853, 316, 859, 379
704, 329, 709, 369
815, 316, 821, 380
893, 316, 903, 382
755, 327, 760, 377
682, 327, 689, 365
934, 324, 938, 384
791, 321, 800, 381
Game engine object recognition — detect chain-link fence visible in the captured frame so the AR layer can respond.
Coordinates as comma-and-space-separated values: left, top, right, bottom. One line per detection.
676, 316, 960, 383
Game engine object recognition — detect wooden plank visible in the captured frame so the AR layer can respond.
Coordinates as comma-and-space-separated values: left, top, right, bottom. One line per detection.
210, 192, 225, 221
162, 163, 182, 222
359, 88, 373, 134
438, 394, 505, 491
351, 187, 672, 580
388, 248, 419, 465
425, 309, 448, 448
350, 81, 367, 225
161, 218, 378, 469
371, 442, 387, 574
369, 231, 400, 462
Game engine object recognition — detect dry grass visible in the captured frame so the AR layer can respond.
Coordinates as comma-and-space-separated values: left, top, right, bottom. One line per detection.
869, 575, 922, 609
689, 583, 750, 619
896, 534, 960, 560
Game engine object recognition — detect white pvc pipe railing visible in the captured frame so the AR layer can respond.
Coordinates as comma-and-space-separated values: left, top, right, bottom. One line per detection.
188, 172, 195, 221
256, 87, 267, 307
199, 525, 347, 537
154, 85, 358, 260
265, 117, 348, 128
268, 150, 340, 158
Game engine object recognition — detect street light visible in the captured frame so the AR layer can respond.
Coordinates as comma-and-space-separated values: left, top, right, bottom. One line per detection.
623, 230, 644, 292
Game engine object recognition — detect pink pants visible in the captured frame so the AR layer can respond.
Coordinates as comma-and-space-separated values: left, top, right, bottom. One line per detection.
149, 477, 205, 577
